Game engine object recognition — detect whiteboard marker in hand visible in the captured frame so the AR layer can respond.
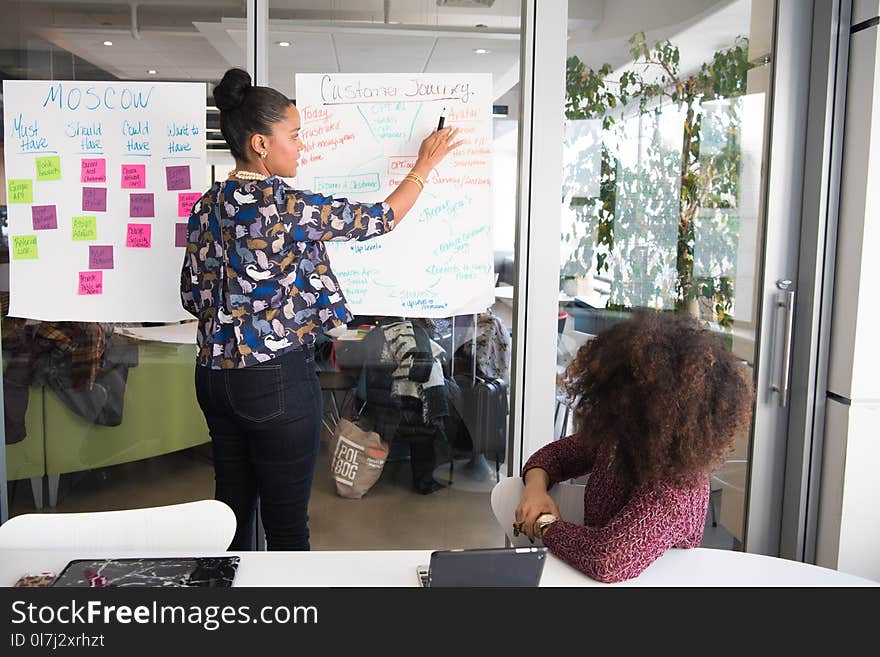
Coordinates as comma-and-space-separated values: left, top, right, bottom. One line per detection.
437, 107, 447, 131
385, 114, 462, 227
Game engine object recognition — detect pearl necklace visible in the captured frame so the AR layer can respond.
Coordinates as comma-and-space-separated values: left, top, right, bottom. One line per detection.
227, 169, 268, 181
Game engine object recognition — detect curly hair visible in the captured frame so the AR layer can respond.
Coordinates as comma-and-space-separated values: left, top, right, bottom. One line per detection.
562, 310, 755, 487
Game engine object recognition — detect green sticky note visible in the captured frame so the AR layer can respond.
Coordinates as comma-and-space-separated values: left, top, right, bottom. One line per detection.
12, 235, 38, 260
72, 215, 98, 241
7, 179, 33, 204
35, 156, 62, 181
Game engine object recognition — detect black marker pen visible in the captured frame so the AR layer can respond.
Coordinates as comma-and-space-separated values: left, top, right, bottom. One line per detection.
437, 107, 447, 130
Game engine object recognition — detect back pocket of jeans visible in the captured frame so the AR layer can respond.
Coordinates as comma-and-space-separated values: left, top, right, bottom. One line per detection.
225, 365, 284, 423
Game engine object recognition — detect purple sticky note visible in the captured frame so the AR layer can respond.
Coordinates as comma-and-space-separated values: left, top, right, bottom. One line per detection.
129, 193, 155, 218
126, 223, 152, 248
81, 158, 106, 183
166, 165, 191, 191
89, 245, 114, 270
31, 205, 58, 230
175, 223, 189, 247
178, 192, 202, 217
78, 271, 103, 296
121, 164, 146, 189
82, 187, 107, 212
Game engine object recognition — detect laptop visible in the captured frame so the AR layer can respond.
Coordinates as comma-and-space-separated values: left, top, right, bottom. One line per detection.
51, 557, 240, 588
417, 547, 548, 587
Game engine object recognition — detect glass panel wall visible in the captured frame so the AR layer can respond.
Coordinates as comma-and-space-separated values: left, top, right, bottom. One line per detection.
265, 0, 521, 549
1, 0, 244, 517
556, 0, 774, 550
1, 0, 524, 553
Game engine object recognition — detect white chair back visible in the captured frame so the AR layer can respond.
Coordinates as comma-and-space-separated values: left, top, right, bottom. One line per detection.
0, 500, 236, 553
490, 476, 586, 547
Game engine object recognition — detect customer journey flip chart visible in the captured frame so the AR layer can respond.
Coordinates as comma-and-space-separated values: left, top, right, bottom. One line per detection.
295, 73, 495, 317
3, 80, 205, 321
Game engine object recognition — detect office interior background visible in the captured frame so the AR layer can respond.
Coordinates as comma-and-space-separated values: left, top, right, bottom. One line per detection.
0, 0, 877, 582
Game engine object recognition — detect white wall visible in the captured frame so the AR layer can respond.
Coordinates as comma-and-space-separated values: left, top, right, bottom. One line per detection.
492, 119, 518, 252
817, 9, 880, 581
854, 0, 880, 25
827, 26, 880, 402
817, 400, 880, 580
511, 0, 567, 470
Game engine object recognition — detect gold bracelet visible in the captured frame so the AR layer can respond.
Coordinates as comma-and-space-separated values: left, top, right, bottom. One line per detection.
404, 172, 424, 188
405, 171, 426, 187
403, 174, 424, 191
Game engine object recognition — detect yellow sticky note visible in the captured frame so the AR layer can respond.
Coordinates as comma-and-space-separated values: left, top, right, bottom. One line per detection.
12, 235, 38, 260
72, 215, 98, 241
35, 156, 62, 181
7, 179, 33, 204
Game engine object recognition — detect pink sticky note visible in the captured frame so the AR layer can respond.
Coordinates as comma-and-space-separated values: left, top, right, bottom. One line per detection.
81, 158, 106, 183
89, 245, 114, 269
126, 223, 152, 248
178, 192, 202, 217
175, 223, 189, 247
82, 187, 107, 212
31, 205, 58, 230
166, 165, 191, 191
129, 193, 155, 218
78, 271, 103, 295
121, 164, 146, 189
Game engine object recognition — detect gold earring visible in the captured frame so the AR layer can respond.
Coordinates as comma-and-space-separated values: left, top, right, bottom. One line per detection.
260, 151, 268, 159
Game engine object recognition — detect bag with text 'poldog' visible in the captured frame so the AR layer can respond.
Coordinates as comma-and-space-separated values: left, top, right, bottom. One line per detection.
330, 418, 389, 499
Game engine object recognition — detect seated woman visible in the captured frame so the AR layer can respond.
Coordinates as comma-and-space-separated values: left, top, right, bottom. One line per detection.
515, 310, 754, 583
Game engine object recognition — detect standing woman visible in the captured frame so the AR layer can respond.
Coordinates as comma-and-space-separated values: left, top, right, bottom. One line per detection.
181, 68, 461, 550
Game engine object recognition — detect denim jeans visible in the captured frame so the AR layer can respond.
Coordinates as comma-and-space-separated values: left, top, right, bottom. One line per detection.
194, 346, 322, 551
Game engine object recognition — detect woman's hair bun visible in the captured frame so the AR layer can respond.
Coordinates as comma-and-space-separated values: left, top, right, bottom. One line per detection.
213, 68, 252, 111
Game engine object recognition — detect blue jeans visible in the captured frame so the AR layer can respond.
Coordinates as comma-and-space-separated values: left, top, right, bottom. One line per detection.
194, 347, 322, 551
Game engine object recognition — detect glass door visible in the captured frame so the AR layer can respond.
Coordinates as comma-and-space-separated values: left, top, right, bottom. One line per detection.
264, 0, 524, 550
518, 0, 816, 555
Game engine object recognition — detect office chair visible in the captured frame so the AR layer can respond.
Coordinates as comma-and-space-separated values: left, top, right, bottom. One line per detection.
0, 499, 236, 552
490, 476, 586, 547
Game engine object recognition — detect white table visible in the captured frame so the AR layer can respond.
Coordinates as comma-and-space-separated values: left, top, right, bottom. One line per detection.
494, 285, 608, 309
0, 548, 874, 587
114, 321, 198, 344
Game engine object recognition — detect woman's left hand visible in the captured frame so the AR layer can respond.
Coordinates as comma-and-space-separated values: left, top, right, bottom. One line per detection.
515, 489, 561, 541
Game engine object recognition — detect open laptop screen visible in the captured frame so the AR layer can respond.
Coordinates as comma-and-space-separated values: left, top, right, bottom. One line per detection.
419, 547, 548, 587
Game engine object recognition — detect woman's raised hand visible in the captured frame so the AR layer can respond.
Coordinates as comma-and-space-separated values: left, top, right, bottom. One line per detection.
383, 126, 464, 227
416, 126, 464, 170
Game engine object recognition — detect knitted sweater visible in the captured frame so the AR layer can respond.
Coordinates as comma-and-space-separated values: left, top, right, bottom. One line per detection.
522, 434, 709, 583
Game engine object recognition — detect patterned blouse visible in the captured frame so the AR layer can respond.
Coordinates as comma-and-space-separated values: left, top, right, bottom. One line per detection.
180, 177, 394, 369
523, 435, 709, 583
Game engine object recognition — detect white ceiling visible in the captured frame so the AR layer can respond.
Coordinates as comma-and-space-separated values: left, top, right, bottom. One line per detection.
569, 0, 753, 78
217, 19, 522, 99
21, 1, 522, 102
4, 0, 752, 105
30, 25, 235, 83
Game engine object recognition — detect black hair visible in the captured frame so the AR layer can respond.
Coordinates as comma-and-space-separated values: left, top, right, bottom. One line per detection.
213, 68, 293, 162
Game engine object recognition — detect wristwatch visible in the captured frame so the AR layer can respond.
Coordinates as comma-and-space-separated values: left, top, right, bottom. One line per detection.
534, 513, 559, 540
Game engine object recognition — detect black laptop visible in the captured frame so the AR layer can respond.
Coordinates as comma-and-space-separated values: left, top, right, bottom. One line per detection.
417, 547, 548, 587
51, 557, 239, 587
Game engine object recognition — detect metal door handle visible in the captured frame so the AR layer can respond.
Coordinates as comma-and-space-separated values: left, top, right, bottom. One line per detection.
771, 279, 795, 407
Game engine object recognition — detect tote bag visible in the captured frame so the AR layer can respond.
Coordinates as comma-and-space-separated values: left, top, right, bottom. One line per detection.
330, 418, 389, 499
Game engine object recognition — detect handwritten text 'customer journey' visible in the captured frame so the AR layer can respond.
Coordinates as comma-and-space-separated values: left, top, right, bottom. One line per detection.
295, 73, 495, 317
2, 80, 206, 321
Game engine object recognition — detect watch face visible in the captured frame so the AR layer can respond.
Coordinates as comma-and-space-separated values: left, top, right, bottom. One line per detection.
536, 515, 557, 538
